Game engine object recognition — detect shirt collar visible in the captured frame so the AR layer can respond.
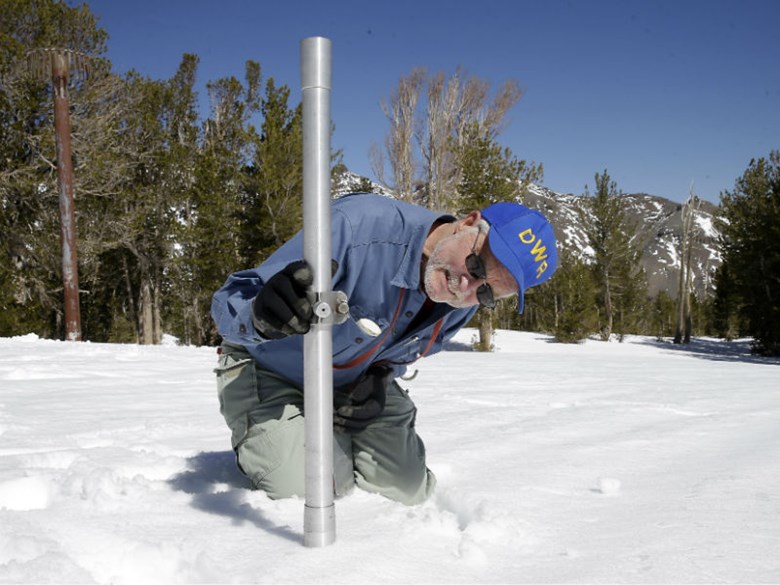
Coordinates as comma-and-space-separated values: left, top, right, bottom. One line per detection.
390, 213, 455, 290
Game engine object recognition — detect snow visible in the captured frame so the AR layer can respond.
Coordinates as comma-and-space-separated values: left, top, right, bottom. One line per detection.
662, 237, 680, 268
647, 200, 665, 220
1, 330, 779, 584
694, 214, 718, 239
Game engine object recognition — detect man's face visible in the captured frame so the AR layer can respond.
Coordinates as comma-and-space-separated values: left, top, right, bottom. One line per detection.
423, 224, 517, 308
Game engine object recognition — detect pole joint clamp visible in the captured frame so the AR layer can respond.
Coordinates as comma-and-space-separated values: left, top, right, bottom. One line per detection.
309, 290, 349, 325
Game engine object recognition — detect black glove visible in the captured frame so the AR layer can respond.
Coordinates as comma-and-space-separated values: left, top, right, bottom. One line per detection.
334, 365, 394, 431
252, 260, 314, 339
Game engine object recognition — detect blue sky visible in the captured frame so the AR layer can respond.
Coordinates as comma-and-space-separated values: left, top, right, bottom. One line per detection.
83, 0, 779, 204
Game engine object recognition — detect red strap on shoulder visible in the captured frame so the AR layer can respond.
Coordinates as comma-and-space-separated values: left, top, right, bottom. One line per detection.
418, 318, 444, 359
333, 289, 406, 370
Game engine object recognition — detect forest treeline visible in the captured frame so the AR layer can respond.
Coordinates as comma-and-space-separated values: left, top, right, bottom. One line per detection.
1, 1, 778, 354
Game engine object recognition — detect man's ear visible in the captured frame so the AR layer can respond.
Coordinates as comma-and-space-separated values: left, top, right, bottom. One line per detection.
455, 210, 482, 232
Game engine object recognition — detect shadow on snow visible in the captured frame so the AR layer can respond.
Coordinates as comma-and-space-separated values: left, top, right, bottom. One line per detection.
167, 450, 300, 543
639, 337, 780, 365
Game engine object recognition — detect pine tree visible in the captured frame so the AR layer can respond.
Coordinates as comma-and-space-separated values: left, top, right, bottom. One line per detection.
648, 291, 676, 340
717, 152, 780, 355
170, 61, 260, 345
0, 2, 330, 344
158, 54, 208, 345
0, 0, 109, 338
578, 170, 646, 341
543, 247, 599, 342
711, 262, 743, 340
240, 77, 303, 266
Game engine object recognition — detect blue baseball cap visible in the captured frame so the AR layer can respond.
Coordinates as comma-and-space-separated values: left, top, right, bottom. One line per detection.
481, 202, 558, 313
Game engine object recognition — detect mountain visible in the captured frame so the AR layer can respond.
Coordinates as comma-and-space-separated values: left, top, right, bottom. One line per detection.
522, 184, 722, 297
333, 169, 723, 299
332, 165, 390, 197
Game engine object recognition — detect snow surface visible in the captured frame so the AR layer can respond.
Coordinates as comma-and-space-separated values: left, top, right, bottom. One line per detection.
1, 330, 779, 584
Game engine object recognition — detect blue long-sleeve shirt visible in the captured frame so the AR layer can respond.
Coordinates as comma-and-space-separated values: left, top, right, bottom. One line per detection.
211, 193, 478, 388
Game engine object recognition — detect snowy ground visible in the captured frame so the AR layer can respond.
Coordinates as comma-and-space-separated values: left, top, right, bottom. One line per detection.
1, 329, 779, 584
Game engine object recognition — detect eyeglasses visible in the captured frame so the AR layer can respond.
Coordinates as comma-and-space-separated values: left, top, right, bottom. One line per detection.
465, 231, 497, 310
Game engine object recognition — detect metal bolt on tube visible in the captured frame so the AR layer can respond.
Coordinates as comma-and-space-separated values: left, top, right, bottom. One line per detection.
301, 36, 342, 548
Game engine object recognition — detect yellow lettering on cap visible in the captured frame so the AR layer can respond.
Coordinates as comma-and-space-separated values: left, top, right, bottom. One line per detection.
518, 228, 535, 244
530, 239, 548, 263
519, 228, 550, 279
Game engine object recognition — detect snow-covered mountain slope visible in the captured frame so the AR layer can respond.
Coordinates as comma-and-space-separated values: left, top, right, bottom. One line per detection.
524, 184, 722, 296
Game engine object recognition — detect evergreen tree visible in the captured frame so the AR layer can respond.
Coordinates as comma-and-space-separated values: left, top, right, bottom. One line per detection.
160, 55, 210, 345
353, 176, 375, 193
105, 72, 173, 344
611, 242, 648, 340
0, 0, 109, 338
578, 170, 646, 341
711, 262, 743, 340
648, 291, 676, 340
168, 61, 261, 345
0, 2, 336, 344
456, 123, 542, 215
542, 247, 599, 343
240, 77, 303, 266
717, 152, 780, 355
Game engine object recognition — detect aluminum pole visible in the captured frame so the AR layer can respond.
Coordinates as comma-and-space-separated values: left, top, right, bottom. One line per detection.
301, 36, 336, 548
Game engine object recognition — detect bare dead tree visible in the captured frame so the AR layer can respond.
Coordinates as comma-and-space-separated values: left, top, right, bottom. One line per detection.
674, 186, 701, 344
377, 68, 523, 211
422, 70, 462, 210
373, 68, 425, 201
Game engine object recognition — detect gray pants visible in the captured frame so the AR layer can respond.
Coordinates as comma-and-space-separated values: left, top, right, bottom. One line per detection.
215, 343, 435, 505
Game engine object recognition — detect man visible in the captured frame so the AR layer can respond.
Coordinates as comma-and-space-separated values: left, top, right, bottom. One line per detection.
211, 192, 557, 505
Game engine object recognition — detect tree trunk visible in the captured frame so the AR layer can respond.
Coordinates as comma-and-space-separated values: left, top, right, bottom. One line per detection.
192, 295, 204, 346
602, 271, 613, 341
122, 256, 139, 344
683, 224, 695, 343
139, 280, 155, 345
674, 195, 697, 344
476, 307, 493, 352
152, 280, 162, 344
